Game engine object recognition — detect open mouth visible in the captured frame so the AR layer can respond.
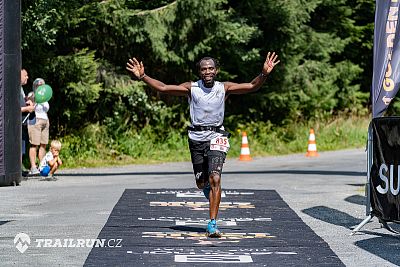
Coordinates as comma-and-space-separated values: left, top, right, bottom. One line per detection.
204, 75, 213, 81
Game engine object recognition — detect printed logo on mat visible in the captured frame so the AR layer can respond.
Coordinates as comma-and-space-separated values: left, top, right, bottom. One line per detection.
150, 201, 254, 210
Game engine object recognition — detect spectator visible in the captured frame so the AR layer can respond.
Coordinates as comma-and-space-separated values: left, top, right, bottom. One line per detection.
20, 69, 35, 173
28, 78, 50, 176
38, 140, 62, 181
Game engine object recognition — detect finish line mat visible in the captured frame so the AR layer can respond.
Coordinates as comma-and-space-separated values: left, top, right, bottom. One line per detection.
84, 189, 343, 266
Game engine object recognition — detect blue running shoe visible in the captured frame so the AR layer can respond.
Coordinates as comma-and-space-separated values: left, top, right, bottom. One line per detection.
206, 219, 221, 238
203, 182, 210, 200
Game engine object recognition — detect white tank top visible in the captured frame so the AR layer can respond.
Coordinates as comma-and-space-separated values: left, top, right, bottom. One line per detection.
188, 80, 225, 141
28, 102, 49, 125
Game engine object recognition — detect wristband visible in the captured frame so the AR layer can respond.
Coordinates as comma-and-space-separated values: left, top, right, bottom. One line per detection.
260, 72, 268, 78
139, 74, 147, 80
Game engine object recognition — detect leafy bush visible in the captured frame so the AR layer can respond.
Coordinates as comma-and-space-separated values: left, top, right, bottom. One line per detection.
58, 116, 369, 168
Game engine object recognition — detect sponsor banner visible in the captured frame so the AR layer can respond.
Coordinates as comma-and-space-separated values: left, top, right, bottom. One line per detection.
138, 217, 271, 226
128, 248, 298, 264
176, 191, 226, 198
150, 201, 255, 210
372, 0, 400, 118
136, 217, 272, 227
175, 254, 253, 263
141, 231, 275, 240
146, 190, 254, 197
370, 117, 400, 221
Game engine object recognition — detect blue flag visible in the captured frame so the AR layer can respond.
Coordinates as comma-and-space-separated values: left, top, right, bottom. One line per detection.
372, 0, 400, 118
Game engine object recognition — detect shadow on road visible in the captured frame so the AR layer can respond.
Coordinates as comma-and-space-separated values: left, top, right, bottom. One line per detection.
344, 195, 366, 206
302, 206, 363, 228
303, 204, 400, 265
355, 233, 400, 265
0, 220, 12, 226
169, 226, 206, 232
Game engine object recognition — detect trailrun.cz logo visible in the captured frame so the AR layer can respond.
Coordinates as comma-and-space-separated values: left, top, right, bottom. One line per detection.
14, 233, 30, 253
14, 233, 122, 253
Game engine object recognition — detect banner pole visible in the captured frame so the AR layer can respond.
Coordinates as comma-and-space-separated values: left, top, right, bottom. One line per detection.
350, 123, 373, 235
366, 122, 372, 215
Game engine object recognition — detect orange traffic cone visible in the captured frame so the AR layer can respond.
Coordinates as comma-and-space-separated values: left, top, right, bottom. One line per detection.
239, 131, 252, 161
306, 128, 319, 157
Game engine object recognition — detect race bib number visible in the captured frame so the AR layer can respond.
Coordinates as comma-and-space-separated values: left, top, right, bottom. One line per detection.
210, 137, 230, 152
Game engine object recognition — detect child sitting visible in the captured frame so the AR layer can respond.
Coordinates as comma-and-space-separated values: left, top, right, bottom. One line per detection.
39, 140, 62, 181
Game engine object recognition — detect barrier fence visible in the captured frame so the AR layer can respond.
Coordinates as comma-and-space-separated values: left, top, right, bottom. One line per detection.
352, 117, 400, 234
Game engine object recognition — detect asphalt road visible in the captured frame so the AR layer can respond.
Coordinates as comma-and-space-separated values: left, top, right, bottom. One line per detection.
0, 149, 399, 266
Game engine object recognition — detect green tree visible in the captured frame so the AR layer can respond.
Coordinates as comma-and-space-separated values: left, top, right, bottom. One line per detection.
21, 0, 374, 136
229, 0, 369, 124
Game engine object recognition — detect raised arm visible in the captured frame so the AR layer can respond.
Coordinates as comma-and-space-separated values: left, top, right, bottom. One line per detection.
126, 58, 190, 96
225, 52, 280, 95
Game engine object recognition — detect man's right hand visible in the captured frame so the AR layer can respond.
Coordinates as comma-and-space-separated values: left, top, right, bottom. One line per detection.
21, 103, 35, 113
26, 100, 35, 112
27, 105, 35, 113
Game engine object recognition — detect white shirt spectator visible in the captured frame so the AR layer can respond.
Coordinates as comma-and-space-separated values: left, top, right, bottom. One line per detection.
28, 101, 49, 125
39, 151, 53, 171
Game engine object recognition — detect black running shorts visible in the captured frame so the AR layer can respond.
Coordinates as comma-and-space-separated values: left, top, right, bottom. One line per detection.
188, 138, 227, 182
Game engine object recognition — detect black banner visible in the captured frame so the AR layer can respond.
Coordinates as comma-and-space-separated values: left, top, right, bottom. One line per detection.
372, 0, 400, 118
370, 117, 400, 222
0, 0, 4, 176
0, 0, 22, 186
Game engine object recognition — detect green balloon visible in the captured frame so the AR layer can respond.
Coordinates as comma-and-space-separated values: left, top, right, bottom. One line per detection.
35, 84, 53, 103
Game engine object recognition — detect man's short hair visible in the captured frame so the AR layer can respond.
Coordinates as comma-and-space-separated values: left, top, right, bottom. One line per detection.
196, 57, 219, 70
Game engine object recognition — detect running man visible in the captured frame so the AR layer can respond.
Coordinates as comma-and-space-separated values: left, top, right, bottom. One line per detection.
126, 52, 280, 237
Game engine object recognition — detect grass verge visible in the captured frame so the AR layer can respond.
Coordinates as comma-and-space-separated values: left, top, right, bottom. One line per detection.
51, 116, 369, 169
